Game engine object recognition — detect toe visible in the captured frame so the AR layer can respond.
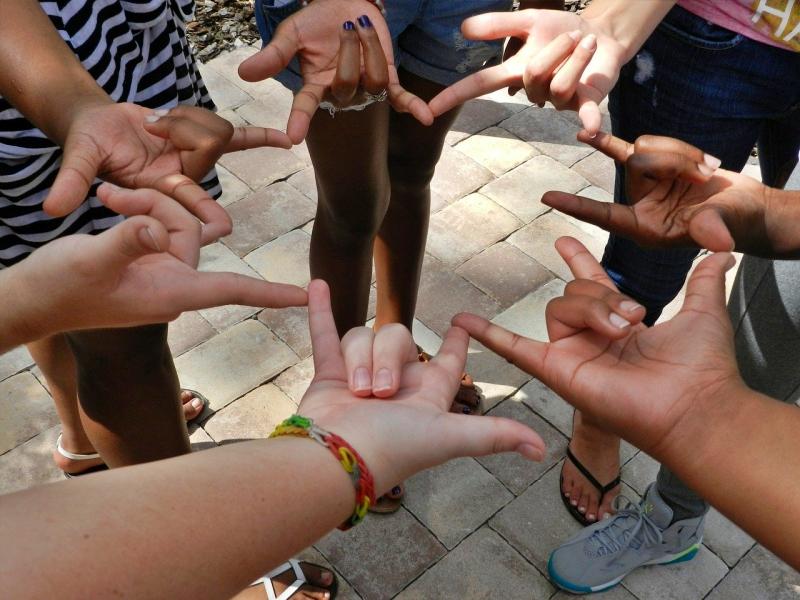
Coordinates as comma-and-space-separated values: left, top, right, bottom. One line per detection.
585, 494, 600, 523
300, 564, 335, 589
181, 390, 204, 421
597, 484, 620, 518
578, 490, 590, 515
570, 481, 583, 507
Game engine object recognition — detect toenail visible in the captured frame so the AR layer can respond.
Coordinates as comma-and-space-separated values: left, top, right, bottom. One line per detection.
571, 500, 578, 506
588, 514, 596, 521
602, 512, 611, 520
191, 398, 202, 409
564, 492, 570, 498
392, 486, 402, 496
321, 572, 333, 585
579, 506, 586, 513
462, 406, 472, 414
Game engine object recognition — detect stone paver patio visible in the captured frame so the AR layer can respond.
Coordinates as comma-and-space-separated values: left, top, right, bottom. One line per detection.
1, 44, 798, 599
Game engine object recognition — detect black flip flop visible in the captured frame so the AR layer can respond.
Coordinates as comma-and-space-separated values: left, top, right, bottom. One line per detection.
560, 446, 621, 526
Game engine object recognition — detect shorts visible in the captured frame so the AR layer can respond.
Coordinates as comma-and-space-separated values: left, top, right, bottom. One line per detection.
255, 0, 514, 91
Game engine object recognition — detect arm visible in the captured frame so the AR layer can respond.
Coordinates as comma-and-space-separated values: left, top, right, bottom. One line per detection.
456, 237, 800, 569
0, 280, 543, 598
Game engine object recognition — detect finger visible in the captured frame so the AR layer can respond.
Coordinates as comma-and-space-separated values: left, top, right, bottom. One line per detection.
460, 11, 537, 42
626, 151, 715, 194
576, 93, 602, 137
522, 30, 582, 106
549, 34, 596, 109
371, 323, 416, 398
554, 236, 617, 290
576, 130, 633, 163
238, 22, 300, 82
430, 326, 470, 385
331, 22, 361, 105
428, 61, 521, 117
187, 273, 308, 310
151, 173, 232, 247
438, 412, 546, 462
356, 15, 389, 95
93, 215, 170, 272
388, 66, 434, 125
45, 139, 102, 217
307, 279, 347, 381
341, 327, 376, 396
152, 105, 233, 140
546, 291, 643, 342
542, 191, 640, 241
634, 135, 717, 170
142, 115, 229, 181
452, 312, 547, 376
688, 206, 736, 252
287, 83, 325, 144
679, 251, 737, 318
226, 126, 293, 151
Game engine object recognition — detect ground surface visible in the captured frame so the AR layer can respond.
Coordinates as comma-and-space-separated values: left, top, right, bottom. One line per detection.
1, 43, 798, 600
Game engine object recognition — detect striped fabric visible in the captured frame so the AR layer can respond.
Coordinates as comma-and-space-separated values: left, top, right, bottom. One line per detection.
0, 0, 219, 267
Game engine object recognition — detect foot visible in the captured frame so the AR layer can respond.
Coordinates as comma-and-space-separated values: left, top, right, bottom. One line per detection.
233, 561, 336, 600
180, 389, 206, 422
548, 484, 704, 594
370, 483, 404, 514
561, 413, 621, 523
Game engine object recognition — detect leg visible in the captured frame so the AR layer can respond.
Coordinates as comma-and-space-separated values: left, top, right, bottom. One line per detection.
306, 102, 391, 336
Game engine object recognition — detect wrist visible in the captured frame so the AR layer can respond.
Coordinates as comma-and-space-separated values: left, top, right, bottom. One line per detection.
0, 264, 44, 353
762, 186, 800, 258
51, 87, 113, 146
583, 0, 676, 62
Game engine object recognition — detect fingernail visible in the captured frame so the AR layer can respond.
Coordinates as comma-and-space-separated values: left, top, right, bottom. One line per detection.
697, 162, 714, 177
609, 313, 631, 329
191, 398, 203, 409
373, 368, 392, 391
104, 183, 120, 192
154, 108, 170, 116
517, 443, 544, 461
145, 115, 161, 123
704, 153, 722, 170
141, 227, 162, 252
568, 29, 582, 41
343, 20, 355, 31
358, 15, 372, 28
619, 300, 643, 313
580, 34, 597, 51
354, 367, 371, 392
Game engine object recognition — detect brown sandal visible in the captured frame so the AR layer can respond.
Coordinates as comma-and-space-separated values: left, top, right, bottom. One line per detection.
417, 346, 484, 415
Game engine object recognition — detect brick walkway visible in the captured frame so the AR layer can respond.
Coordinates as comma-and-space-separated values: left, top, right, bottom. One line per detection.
1, 44, 798, 599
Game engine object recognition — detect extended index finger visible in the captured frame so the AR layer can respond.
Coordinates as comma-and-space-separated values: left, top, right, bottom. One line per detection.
577, 130, 632, 163
429, 60, 522, 116
554, 236, 617, 290
308, 279, 347, 381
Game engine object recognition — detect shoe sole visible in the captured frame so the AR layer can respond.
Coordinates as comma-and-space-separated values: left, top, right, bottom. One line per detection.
548, 542, 701, 594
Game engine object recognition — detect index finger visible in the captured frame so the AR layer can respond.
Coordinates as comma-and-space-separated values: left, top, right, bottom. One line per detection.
576, 129, 632, 163
554, 236, 617, 290
460, 11, 537, 42
429, 60, 522, 116
307, 279, 347, 381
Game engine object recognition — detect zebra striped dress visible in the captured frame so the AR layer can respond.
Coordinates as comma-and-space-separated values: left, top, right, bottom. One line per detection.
0, 0, 219, 267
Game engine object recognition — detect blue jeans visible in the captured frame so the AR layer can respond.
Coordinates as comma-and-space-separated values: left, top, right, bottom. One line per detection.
604, 5, 800, 326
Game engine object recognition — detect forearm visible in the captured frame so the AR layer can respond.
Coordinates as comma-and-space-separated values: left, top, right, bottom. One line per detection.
0, 438, 355, 599
659, 387, 800, 569
0, 0, 111, 144
582, 0, 676, 61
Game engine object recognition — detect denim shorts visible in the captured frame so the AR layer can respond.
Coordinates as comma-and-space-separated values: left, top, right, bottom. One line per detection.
254, 0, 513, 91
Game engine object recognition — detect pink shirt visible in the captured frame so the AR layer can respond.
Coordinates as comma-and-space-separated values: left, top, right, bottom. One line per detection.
677, 0, 800, 52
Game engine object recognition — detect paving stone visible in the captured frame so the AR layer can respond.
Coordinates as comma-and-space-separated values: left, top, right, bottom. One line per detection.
203, 384, 295, 443
167, 311, 216, 356
621, 451, 660, 496
235, 94, 293, 133
224, 182, 316, 257
404, 457, 513, 549
288, 167, 319, 202
481, 156, 589, 223
430, 145, 494, 208
456, 242, 553, 309
274, 355, 314, 405
397, 527, 554, 600
205, 45, 278, 99
706, 545, 799, 600
415, 255, 501, 337
189, 426, 217, 452
455, 126, 539, 176
553, 586, 637, 600
216, 164, 252, 207
623, 545, 728, 600
508, 212, 607, 281
476, 399, 566, 496
298, 546, 361, 600
464, 339, 532, 412
703, 508, 756, 568
0, 372, 56, 455
0, 425, 61, 495
492, 279, 567, 343
446, 97, 526, 145
197, 243, 263, 330
198, 64, 252, 110
218, 146, 306, 190
577, 184, 614, 203
0, 345, 33, 383
571, 150, 616, 195
217, 108, 250, 128
259, 306, 311, 359
316, 508, 445, 600
245, 229, 311, 287
175, 320, 296, 412
500, 106, 593, 166
427, 194, 522, 267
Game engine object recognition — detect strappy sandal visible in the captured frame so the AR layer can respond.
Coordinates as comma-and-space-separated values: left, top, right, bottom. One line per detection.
416, 347, 484, 415
369, 483, 404, 514
560, 446, 621, 526
251, 558, 338, 600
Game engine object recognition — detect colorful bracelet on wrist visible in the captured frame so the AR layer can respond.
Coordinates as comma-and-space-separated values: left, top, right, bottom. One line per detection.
299, 0, 387, 17
270, 415, 376, 530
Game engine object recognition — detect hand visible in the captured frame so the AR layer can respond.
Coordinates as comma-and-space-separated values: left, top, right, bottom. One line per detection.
9, 184, 307, 340
428, 9, 627, 135
296, 280, 545, 495
454, 236, 743, 460
542, 131, 779, 255
46, 103, 292, 244
238, 0, 434, 143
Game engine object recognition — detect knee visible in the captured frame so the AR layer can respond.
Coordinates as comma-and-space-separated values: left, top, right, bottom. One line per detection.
67, 324, 171, 375
317, 186, 390, 246
388, 152, 438, 193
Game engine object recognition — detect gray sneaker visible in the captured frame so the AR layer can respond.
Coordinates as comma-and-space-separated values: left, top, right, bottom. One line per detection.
548, 483, 704, 594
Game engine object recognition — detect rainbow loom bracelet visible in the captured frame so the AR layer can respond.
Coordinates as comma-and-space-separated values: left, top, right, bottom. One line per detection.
270, 415, 376, 530
299, 0, 387, 16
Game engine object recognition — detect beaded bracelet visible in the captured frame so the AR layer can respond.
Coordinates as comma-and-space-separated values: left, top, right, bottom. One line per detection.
270, 415, 376, 530
299, 0, 387, 17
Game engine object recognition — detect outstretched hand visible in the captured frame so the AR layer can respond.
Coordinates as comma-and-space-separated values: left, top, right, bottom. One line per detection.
297, 280, 545, 495
454, 237, 743, 460
238, 0, 433, 144
542, 132, 778, 255
10, 185, 307, 340
46, 103, 292, 244
428, 9, 627, 135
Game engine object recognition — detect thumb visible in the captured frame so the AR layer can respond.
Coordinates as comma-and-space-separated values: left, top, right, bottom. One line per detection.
688, 206, 736, 252
440, 413, 546, 462
679, 251, 736, 317
45, 138, 102, 217
238, 24, 300, 82
93, 215, 170, 272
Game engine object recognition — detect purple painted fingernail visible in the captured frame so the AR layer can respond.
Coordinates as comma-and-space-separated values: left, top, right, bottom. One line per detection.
343, 21, 355, 31
358, 15, 372, 28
